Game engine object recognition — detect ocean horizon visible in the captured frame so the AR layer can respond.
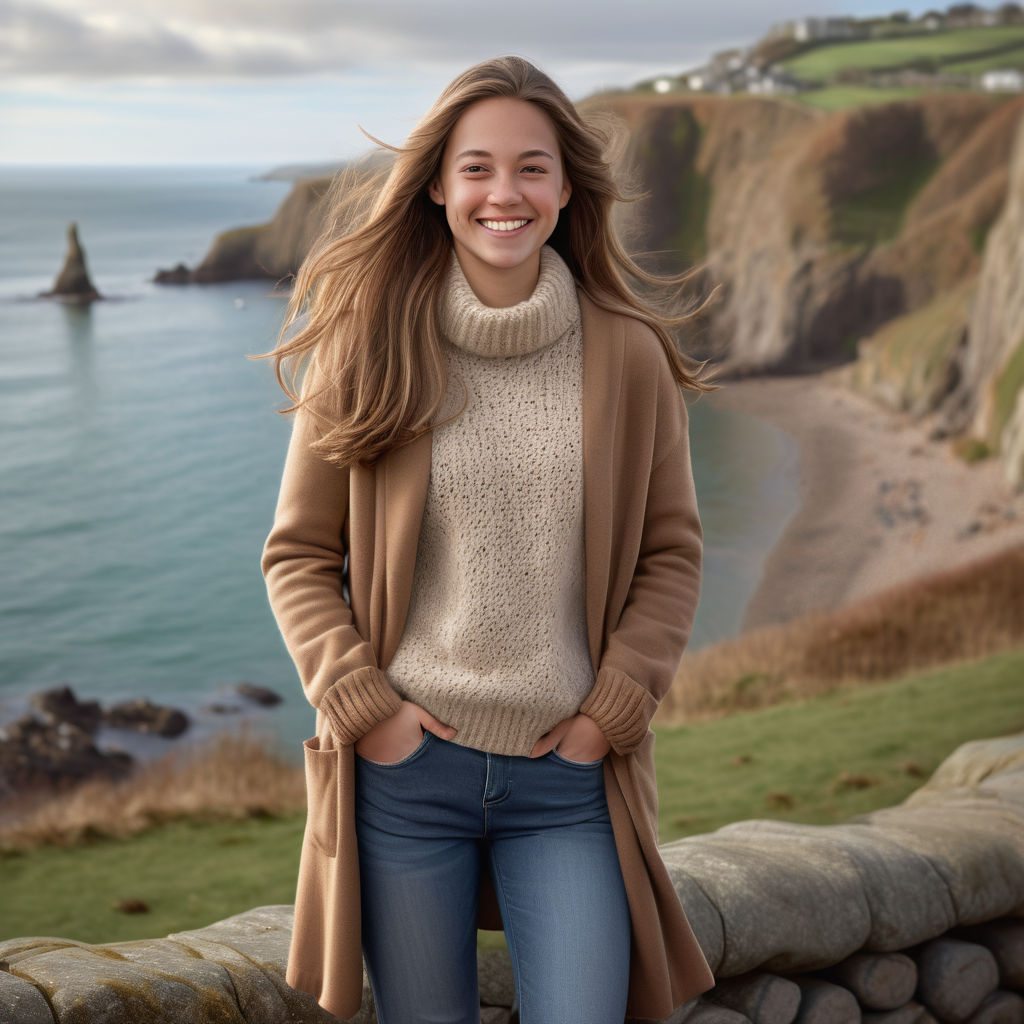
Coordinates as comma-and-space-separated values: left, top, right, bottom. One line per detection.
0, 163, 799, 758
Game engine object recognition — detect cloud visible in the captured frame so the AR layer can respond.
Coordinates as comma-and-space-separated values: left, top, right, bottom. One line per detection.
1, 0, 379, 78
0, 0, 866, 81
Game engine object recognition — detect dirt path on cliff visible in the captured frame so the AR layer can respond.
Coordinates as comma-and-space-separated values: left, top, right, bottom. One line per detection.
704, 372, 1024, 632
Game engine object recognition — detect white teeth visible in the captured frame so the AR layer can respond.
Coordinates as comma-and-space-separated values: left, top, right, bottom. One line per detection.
481, 219, 529, 231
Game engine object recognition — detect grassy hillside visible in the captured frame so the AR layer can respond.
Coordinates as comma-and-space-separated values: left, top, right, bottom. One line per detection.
794, 85, 931, 110
2, 645, 1022, 946
781, 25, 1024, 81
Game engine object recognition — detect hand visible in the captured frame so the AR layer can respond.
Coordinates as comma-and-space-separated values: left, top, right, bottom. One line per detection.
529, 713, 610, 762
355, 700, 456, 763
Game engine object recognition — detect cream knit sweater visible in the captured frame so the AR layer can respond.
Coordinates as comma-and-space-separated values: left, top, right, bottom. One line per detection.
385, 246, 595, 756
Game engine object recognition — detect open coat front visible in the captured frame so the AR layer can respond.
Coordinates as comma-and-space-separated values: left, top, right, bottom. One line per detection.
261, 289, 717, 1022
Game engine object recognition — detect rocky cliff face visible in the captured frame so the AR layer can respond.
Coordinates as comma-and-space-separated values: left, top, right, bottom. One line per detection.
935, 108, 1024, 490
601, 92, 1017, 376
154, 151, 393, 285
154, 176, 335, 284
603, 91, 1023, 489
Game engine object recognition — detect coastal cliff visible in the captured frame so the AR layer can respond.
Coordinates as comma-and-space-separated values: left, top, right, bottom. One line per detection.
600, 92, 1016, 375
938, 107, 1024, 491
831, 97, 1024, 491
154, 176, 334, 285
163, 91, 1024, 486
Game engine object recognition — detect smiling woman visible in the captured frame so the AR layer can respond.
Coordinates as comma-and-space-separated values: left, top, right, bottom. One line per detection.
257, 55, 720, 1024
427, 97, 572, 307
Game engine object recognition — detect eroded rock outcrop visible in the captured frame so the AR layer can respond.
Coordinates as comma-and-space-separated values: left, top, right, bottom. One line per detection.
821, 97, 1024, 493
595, 92, 1018, 378
39, 222, 101, 303
154, 177, 334, 285
153, 151, 392, 286
2, 731, 1023, 1023
932, 103, 1024, 492
0, 686, 193, 801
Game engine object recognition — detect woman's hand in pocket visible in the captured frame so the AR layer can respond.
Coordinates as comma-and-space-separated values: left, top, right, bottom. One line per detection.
530, 712, 610, 762
354, 700, 456, 763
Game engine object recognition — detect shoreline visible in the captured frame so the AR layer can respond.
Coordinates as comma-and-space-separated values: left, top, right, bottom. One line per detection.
704, 372, 1024, 633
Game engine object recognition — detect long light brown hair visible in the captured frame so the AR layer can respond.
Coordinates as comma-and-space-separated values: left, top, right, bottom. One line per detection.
262, 55, 719, 468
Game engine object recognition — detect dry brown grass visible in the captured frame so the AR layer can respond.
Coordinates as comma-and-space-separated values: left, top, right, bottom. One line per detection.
0, 728, 305, 851
659, 543, 1024, 724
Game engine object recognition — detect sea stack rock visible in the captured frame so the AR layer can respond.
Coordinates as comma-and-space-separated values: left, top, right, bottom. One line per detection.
41, 221, 101, 302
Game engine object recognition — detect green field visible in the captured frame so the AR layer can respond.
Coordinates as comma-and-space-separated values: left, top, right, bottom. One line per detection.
3, 646, 1023, 948
781, 26, 1024, 79
789, 85, 932, 110
944, 46, 1024, 73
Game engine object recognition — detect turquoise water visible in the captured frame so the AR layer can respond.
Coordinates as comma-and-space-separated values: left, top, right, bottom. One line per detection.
0, 165, 798, 756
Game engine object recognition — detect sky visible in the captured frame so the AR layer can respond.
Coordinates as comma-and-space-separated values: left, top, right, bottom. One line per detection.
1, 0, 949, 167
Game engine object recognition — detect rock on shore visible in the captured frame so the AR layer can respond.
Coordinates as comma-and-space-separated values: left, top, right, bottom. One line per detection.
0, 686, 191, 801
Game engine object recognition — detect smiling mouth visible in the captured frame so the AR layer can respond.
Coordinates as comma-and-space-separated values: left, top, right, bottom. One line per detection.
479, 218, 531, 232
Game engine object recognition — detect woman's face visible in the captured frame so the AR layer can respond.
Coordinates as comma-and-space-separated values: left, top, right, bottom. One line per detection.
428, 96, 572, 307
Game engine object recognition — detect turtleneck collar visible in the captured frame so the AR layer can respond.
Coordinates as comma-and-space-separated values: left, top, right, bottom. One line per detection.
440, 245, 580, 359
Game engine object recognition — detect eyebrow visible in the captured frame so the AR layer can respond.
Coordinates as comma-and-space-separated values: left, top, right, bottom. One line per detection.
454, 149, 556, 161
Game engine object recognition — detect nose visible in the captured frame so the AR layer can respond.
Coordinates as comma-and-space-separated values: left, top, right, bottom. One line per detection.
488, 173, 522, 206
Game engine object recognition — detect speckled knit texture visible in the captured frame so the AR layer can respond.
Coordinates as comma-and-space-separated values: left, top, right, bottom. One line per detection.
385, 246, 594, 756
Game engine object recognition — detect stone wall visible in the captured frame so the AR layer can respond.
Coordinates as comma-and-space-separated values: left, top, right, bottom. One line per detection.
2, 732, 1023, 1024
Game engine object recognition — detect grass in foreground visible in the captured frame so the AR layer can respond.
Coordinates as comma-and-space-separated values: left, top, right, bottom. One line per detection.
657, 646, 1024, 842
1, 645, 1021, 946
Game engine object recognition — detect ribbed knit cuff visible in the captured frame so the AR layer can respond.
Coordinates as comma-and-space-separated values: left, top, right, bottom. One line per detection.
578, 666, 659, 756
320, 666, 405, 746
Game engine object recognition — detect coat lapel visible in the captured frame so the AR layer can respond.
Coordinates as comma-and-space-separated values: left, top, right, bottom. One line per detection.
379, 428, 432, 668
580, 290, 622, 675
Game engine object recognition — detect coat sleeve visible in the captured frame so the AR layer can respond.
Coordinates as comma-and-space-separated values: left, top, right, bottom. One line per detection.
261, 403, 404, 744
578, 357, 703, 757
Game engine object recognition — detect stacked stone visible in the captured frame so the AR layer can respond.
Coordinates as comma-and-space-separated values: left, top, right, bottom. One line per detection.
1, 733, 1022, 1023
657, 923, 1024, 1023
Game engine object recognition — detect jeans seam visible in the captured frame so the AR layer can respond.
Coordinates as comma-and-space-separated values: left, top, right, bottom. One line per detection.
488, 846, 524, 1023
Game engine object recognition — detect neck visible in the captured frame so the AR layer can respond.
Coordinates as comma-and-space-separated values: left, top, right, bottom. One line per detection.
440, 245, 580, 360
452, 243, 541, 308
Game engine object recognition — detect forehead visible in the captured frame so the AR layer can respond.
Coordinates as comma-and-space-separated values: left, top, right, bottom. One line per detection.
444, 97, 561, 157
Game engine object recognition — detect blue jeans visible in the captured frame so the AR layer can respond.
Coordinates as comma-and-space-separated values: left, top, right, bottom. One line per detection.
354, 731, 631, 1024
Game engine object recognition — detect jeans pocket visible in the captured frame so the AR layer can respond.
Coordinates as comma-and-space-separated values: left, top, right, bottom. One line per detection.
356, 729, 433, 768
548, 747, 605, 769
302, 735, 339, 857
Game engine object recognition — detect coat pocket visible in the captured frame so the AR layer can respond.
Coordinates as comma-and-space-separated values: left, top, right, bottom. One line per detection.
302, 734, 339, 858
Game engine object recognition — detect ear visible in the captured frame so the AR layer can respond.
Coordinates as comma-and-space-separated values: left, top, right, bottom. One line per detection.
559, 176, 572, 210
428, 176, 445, 206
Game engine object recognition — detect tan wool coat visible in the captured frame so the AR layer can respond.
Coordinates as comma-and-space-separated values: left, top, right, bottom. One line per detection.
261, 288, 717, 1022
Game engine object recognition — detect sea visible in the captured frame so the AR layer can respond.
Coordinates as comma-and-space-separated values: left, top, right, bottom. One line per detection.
0, 164, 799, 761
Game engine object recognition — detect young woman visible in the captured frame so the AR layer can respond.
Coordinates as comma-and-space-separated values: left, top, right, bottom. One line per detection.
261, 55, 719, 1024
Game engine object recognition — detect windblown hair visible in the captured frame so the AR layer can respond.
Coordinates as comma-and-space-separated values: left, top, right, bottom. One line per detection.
262, 55, 720, 468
